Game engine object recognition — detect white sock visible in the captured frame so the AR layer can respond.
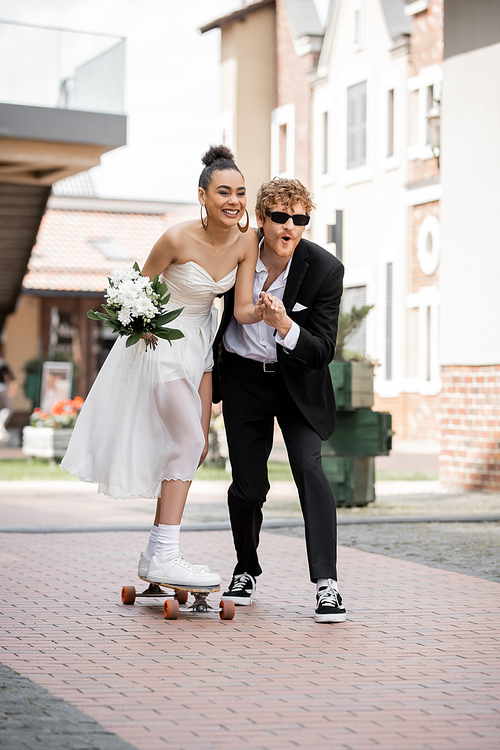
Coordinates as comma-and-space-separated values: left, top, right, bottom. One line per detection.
155, 524, 181, 563
145, 524, 159, 558
317, 578, 338, 593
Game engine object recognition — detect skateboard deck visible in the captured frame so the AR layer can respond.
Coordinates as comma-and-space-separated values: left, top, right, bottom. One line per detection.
121, 578, 235, 620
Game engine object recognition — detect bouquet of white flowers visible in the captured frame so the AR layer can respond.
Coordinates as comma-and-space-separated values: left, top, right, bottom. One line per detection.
87, 262, 184, 351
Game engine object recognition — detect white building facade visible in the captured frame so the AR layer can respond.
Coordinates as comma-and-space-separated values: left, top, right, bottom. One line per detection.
310, 0, 435, 442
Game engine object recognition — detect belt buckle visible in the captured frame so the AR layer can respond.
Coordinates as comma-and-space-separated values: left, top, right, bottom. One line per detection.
263, 362, 275, 373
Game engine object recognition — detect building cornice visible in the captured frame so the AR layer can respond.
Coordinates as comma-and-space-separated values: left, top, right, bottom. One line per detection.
47, 195, 197, 214
404, 0, 429, 16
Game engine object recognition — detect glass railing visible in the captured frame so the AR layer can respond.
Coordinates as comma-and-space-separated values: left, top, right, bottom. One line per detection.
0, 19, 125, 115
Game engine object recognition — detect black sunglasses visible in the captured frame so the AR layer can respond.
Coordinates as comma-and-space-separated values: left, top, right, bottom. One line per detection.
265, 209, 310, 227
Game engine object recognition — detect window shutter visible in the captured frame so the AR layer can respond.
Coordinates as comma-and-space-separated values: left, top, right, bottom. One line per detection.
347, 81, 367, 169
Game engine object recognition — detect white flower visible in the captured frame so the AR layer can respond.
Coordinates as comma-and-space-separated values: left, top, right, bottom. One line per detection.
110, 266, 140, 285
118, 308, 132, 325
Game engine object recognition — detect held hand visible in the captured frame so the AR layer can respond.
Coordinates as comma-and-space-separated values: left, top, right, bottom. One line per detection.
253, 293, 266, 322
262, 294, 292, 338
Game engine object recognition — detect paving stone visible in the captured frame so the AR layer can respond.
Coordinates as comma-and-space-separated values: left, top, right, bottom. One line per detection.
1, 530, 500, 750
0, 663, 138, 750
273, 521, 500, 583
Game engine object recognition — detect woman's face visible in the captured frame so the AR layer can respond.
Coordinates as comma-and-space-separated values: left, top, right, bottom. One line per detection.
199, 169, 247, 229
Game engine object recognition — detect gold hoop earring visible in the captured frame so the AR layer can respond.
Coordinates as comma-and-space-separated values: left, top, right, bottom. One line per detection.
200, 205, 209, 231
238, 209, 249, 233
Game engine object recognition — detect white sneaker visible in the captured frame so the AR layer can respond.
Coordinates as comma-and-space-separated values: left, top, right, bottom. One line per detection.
138, 552, 150, 579
138, 551, 210, 579
146, 552, 221, 588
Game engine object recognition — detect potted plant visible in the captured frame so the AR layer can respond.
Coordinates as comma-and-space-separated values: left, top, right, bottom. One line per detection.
22, 397, 83, 460
330, 304, 375, 410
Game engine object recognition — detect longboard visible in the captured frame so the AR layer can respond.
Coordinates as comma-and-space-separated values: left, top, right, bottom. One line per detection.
121, 577, 235, 620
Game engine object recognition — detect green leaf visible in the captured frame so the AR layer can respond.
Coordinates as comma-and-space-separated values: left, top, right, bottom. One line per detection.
156, 281, 167, 298
155, 328, 184, 341
133, 261, 141, 273
155, 307, 184, 326
125, 332, 142, 348
102, 305, 118, 317
87, 310, 110, 322
104, 319, 122, 331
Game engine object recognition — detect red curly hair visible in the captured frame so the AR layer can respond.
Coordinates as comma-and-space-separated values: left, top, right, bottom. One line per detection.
255, 177, 316, 217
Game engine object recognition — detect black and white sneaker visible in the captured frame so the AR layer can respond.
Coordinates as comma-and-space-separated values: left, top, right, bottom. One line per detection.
314, 580, 346, 623
221, 572, 256, 605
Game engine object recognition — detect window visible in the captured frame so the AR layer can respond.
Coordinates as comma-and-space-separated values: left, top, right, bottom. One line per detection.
343, 285, 367, 356
351, 1, 364, 51
347, 81, 367, 169
417, 215, 440, 275
387, 89, 395, 158
386, 263, 393, 380
407, 64, 442, 161
322, 111, 329, 174
426, 306, 431, 381
405, 285, 441, 392
354, 9, 361, 46
89, 238, 130, 260
279, 124, 287, 174
271, 104, 295, 178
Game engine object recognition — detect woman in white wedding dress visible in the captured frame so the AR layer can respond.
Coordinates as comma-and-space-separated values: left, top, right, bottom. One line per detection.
61, 146, 263, 588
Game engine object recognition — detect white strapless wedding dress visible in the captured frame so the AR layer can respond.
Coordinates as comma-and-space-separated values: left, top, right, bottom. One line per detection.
61, 261, 237, 499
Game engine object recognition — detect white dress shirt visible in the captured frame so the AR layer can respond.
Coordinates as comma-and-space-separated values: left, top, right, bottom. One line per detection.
223, 245, 300, 363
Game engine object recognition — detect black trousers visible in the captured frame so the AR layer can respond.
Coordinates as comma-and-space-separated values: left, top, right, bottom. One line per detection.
220, 353, 338, 583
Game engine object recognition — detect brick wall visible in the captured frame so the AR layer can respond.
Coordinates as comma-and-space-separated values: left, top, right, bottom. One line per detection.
409, 0, 442, 183
410, 0, 443, 76
374, 392, 440, 442
440, 365, 500, 491
410, 156, 440, 183
276, 0, 319, 186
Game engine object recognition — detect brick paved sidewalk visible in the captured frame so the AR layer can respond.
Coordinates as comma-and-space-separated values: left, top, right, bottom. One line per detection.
1, 529, 499, 750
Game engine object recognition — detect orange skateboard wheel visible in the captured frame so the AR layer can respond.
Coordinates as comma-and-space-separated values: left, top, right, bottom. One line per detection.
175, 590, 189, 605
219, 599, 236, 620
163, 598, 180, 620
121, 586, 136, 605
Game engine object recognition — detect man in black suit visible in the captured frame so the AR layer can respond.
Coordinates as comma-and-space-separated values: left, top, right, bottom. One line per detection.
213, 177, 345, 623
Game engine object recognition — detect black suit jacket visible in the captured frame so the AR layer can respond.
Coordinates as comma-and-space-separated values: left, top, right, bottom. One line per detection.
212, 237, 344, 440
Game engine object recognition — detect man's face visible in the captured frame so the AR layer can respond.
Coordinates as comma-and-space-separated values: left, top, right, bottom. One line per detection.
257, 202, 308, 260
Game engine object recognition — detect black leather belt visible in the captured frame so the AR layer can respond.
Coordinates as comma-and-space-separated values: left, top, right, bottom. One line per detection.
223, 350, 279, 373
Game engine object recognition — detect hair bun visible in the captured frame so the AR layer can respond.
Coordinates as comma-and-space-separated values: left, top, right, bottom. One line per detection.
201, 144, 235, 167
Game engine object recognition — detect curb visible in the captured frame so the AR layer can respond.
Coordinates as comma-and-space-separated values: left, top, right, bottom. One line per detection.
1, 514, 499, 533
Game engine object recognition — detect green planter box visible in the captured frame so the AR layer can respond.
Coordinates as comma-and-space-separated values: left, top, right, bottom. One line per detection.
323, 410, 393, 457
329, 361, 374, 411
23, 373, 41, 406
322, 456, 375, 507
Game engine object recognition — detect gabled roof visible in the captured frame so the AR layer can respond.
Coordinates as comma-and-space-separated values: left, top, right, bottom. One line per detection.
380, 0, 411, 38
283, 0, 324, 39
200, 0, 275, 34
316, 0, 409, 79
23, 204, 198, 294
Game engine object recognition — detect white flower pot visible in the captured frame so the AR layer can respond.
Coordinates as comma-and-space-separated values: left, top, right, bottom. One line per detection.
22, 426, 73, 460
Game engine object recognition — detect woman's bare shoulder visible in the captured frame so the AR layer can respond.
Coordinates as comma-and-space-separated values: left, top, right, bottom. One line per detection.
238, 227, 259, 261
157, 219, 199, 248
